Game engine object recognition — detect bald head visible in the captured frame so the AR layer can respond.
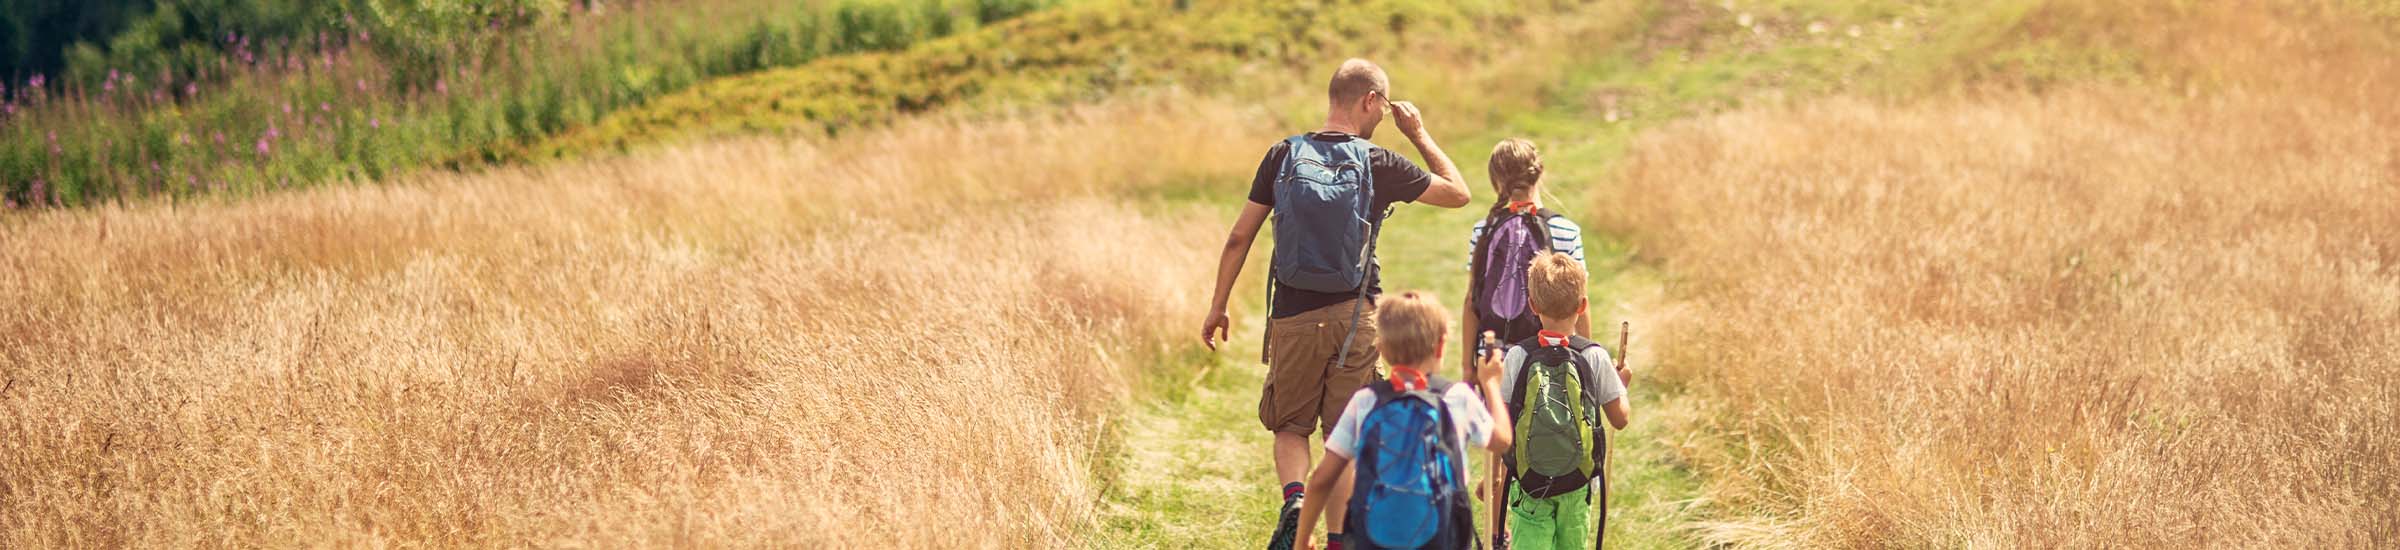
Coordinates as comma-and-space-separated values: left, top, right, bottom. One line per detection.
1327, 58, 1389, 106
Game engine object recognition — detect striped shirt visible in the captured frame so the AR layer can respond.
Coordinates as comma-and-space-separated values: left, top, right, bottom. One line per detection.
1467, 213, 1587, 270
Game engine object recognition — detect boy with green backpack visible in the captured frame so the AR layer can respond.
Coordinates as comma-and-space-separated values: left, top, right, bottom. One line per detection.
1497, 252, 1631, 550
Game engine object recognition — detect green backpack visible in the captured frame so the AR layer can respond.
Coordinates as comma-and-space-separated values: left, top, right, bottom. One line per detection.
1505, 335, 1605, 498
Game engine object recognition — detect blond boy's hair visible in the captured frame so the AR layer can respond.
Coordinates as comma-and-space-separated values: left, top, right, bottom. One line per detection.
1489, 138, 1544, 200
1377, 291, 1451, 367
1527, 251, 1586, 319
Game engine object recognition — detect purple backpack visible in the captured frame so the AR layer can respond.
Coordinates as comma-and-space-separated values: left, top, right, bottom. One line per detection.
1468, 204, 1558, 345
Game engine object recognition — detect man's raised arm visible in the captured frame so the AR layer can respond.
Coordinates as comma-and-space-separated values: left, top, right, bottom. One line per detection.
1390, 101, 1470, 208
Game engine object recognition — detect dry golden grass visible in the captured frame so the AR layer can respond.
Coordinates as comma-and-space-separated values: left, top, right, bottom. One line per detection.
1596, 4, 2400, 547
0, 95, 1264, 547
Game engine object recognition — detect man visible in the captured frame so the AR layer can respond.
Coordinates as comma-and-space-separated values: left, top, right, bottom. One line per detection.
1200, 58, 1472, 550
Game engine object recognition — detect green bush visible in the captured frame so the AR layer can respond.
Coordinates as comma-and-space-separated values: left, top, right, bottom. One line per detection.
2, 0, 1053, 207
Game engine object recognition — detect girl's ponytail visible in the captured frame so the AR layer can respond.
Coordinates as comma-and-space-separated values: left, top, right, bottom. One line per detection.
1488, 138, 1544, 205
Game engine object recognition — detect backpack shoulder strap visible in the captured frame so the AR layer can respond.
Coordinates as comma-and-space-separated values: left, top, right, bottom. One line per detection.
1366, 377, 1402, 405
1566, 335, 1603, 354
1529, 208, 1559, 253
1503, 341, 1548, 417
1424, 374, 1457, 397
1562, 335, 1606, 376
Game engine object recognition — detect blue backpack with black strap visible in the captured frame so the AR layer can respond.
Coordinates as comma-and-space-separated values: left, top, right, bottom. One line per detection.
1269, 134, 1379, 294
1345, 375, 1477, 550
1263, 134, 1388, 366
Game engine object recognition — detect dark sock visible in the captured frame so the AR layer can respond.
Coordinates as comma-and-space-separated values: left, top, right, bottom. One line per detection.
1282, 482, 1304, 501
1325, 534, 1343, 550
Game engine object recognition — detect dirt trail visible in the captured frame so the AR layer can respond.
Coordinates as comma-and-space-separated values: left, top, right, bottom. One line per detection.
1089, 191, 1709, 548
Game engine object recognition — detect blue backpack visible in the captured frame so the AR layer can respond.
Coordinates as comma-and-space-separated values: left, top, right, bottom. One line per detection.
1264, 134, 1388, 366
1345, 376, 1476, 550
1269, 134, 1380, 294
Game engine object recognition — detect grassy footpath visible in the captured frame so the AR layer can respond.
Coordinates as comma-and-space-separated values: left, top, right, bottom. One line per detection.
1092, 141, 1707, 547
1076, 1, 1945, 543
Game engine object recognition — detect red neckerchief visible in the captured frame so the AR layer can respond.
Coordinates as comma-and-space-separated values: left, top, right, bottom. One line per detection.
1389, 365, 1431, 392
1507, 201, 1538, 215
1537, 329, 1571, 348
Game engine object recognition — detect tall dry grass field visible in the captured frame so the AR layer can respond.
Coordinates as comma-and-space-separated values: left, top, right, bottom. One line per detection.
1597, 4, 2400, 547
0, 96, 1262, 547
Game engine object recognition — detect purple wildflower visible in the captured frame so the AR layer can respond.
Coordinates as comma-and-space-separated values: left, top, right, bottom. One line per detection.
434, 79, 448, 95
255, 137, 271, 157
47, 131, 61, 157
319, 102, 330, 113
282, 102, 292, 114
369, 117, 380, 129
27, 74, 44, 90
266, 125, 281, 139
30, 179, 46, 206
184, 82, 198, 98
212, 131, 225, 145
355, 78, 367, 92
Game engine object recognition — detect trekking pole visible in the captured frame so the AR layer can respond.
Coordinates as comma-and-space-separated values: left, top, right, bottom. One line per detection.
1617, 322, 1629, 366
1598, 321, 1629, 550
1479, 331, 1510, 550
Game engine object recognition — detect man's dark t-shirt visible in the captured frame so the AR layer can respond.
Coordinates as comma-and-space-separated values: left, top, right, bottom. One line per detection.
1246, 131, 1434, 319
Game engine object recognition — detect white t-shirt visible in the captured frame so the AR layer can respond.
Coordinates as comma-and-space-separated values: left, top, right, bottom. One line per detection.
1323, 381, 1494, 459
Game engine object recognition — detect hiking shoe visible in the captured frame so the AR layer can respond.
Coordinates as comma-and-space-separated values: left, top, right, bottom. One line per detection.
1267, 491, 1303, 550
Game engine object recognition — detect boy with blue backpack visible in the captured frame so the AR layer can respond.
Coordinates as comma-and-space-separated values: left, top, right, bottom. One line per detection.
1495, 252, 1631, 550
1291, 290, 1516, 550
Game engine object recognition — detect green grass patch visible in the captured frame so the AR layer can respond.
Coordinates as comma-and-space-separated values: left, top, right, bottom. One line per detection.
2, 0, 1054, 207
536, 0, 1557, 159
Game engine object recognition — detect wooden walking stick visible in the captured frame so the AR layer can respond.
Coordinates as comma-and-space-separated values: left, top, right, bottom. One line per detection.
1477, 331, 1509, 550
1597, 321, 1629, 549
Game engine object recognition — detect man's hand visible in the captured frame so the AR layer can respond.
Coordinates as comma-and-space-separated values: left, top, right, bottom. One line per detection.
1200, 309, 1231, 351
1390, 100, 1427, 138
1388, 101, 1468, 208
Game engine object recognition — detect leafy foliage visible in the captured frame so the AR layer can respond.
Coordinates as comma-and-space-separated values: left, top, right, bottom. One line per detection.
0, 0, 1050, 207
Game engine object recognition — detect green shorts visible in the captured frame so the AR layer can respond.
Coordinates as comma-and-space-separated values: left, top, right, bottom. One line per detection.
1507, 483, 1592, 550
